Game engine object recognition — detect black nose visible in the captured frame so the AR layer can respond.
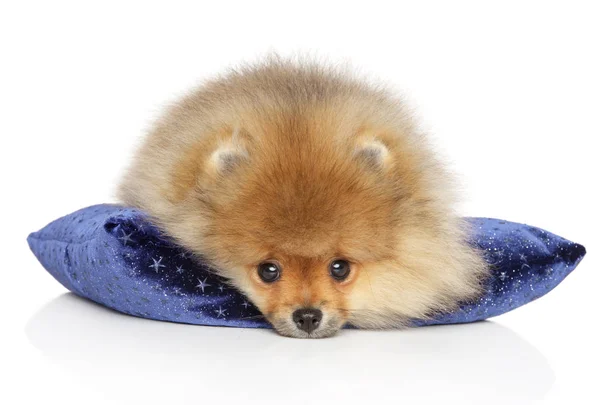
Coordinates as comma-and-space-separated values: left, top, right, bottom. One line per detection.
292, 308, 323, 333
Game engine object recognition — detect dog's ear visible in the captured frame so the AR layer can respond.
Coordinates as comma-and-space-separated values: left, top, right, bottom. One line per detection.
168, 126, 252, 203
354, 137, 390, 170
207, 127, 250, 175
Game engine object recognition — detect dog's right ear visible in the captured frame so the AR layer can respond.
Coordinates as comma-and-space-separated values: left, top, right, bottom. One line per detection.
207, 127, 250, 176
168, 127, 252, 203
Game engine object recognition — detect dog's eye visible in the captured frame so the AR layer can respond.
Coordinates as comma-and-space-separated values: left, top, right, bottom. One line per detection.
329, 259, 350, 281
258, 262, 281, 283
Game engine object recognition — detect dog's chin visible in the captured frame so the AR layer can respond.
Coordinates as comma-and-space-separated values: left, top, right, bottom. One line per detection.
271, 317, 344, 339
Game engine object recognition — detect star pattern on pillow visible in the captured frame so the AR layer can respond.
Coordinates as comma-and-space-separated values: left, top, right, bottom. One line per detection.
28, 205, 586, 329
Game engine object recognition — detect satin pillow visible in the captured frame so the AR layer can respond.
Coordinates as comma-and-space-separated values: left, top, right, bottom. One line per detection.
27, 205, 586, 328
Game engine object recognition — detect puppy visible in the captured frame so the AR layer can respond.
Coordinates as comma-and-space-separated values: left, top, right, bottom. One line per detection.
118, 57, 488, 338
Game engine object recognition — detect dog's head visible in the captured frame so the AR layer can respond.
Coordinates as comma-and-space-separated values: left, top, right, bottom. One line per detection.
150, 62, 485, 337
162, 101, 468, 337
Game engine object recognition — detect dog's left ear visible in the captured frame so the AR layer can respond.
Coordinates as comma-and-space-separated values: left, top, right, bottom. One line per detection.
354, 138, 390, 170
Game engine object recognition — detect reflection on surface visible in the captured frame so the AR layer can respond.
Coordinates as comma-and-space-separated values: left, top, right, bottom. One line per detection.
26, 293, 554, 404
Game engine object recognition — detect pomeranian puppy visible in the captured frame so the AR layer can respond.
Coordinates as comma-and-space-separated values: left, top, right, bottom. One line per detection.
118, 57, 488, 338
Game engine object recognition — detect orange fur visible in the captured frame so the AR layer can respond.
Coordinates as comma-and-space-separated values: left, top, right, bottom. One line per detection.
118, 57, 488, 338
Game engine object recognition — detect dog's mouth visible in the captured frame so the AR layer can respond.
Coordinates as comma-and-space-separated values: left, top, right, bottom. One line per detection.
269, 313, 344, 339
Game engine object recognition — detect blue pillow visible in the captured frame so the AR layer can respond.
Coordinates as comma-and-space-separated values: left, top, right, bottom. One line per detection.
27, 204, 586, 328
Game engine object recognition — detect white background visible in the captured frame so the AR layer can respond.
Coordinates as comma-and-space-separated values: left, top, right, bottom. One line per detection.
1, 1, 598, 404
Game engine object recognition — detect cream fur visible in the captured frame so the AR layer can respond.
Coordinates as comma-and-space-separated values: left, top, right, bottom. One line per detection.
118, 56, 488, 338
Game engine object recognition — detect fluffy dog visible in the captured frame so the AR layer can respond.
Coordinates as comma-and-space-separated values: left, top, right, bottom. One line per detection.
118, 57, 488, 338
